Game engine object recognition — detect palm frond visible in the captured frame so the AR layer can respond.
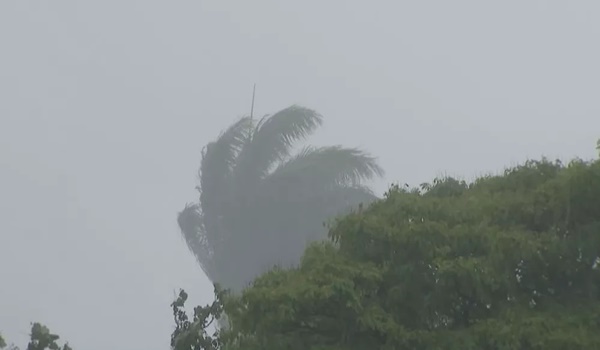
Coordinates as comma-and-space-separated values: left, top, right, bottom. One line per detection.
233, 105, 323, 180
177, 203, 215, 280
266, 145, 384, 189
199, 116, 253, 182
199, 117, 253, 212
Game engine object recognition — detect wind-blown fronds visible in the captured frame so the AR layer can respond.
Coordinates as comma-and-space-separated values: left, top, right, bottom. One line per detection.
267, 146, 384, 189
199, 117, 253, 217
178, 104, 384, 294
234, 105, 323, 180
199, 116, 253, 184
177, 203, 215, 280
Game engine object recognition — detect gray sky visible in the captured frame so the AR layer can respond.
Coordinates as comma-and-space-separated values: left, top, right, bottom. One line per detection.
1, 1, 599, 349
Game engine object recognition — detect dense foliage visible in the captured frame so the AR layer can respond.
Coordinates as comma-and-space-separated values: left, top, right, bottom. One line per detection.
174, 155, 600, 349
177, 105, 383, 293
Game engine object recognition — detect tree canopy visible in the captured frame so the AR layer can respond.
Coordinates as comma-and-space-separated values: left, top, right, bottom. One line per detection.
176, 155, 600, 350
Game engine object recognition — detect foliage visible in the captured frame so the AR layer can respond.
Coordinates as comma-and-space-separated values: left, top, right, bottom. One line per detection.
170, 286, 229, 350
0, 324, 71, 350
26, 324, 72, 350
177, 105, 383, 293
182, 156, 600, 350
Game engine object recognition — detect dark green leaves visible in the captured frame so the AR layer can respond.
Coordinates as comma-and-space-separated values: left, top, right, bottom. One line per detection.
215, 156, 600, 349
170, 285, 229, 350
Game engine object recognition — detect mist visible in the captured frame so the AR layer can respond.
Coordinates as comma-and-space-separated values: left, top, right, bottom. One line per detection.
1, 1, 599, 349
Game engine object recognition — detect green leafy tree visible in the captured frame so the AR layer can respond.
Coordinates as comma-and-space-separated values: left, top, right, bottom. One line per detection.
178, 105, 383, 293
26, 323, 71, 350
203, 156, 600, 349
170, 287, 224, 350
1, 324, 72, 350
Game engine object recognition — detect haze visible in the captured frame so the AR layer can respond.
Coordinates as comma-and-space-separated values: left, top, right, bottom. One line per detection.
1, 1, 599, 349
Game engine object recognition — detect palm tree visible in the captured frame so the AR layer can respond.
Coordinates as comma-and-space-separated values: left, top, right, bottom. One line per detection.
178, 105, 384, 293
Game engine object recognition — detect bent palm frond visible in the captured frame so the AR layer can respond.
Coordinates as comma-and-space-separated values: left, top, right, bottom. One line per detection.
234, 105, 323, 181
177, 203, 215, 280
199, 117, 253, 214
199, 117, 252, 188
267, 146, 384, 189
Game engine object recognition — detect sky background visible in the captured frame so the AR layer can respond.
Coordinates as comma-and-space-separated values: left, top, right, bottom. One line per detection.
1, 1, 599, 349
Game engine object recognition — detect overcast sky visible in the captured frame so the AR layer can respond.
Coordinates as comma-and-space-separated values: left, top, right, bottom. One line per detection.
1, 1, 599, 349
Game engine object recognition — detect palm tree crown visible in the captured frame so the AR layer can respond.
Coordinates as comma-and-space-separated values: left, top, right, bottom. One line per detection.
178, 105, 384, 293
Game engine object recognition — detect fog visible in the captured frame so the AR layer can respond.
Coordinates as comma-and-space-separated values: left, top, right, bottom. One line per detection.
1, 1, 599, 349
